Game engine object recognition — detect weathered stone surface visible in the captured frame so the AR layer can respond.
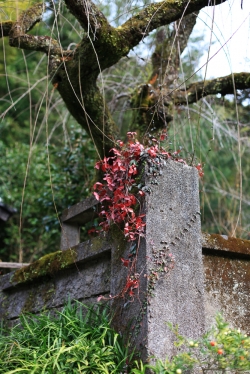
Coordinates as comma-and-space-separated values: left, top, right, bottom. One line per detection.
202, 233, 250, 334
60, 196, 99, 250
61, 223, 80, 250
61, 195, 99, 224
1, 236, 111, 290
202, 233, 250, 257
0, 237, 111, 321
203, 251, 250, 334
111, 159, 205, 360
145, 160, 205, 358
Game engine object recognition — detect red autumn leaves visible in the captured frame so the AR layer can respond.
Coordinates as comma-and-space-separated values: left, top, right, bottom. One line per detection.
92, 132, 204, 241
93, 133, 148, 241
195, 163, 204, 177
121, 277, 139, 298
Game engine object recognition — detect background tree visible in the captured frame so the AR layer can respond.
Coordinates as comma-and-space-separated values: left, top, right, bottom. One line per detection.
0, 0, 249, 263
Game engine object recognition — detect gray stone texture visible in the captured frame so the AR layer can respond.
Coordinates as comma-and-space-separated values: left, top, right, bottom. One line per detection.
145, 160, 205, 359
0, 238, 111, 320
110, 159, 205, 360
202, 233, 250, 334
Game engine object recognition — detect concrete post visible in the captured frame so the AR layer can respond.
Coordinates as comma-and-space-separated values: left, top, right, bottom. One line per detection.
60, 196, 98, 250
110, 159, 205, 361
60, 222, 80, 250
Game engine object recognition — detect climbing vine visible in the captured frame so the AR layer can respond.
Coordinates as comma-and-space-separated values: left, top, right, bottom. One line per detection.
92, 132, 195, 240
92, 132, 203, 302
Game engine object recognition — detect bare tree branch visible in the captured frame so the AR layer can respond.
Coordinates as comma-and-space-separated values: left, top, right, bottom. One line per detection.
120, 0, 227, 50
2, 1, 227, 73
7, 2, 64, 55
173, 72, 250, 104
0, 21, 13, 38
1, 2, 71, 58
1, 2, 44, 40
65, 0, 111, 37
129, 73, 250, 134
149, 13, 198, 87
64, 1, 227, 73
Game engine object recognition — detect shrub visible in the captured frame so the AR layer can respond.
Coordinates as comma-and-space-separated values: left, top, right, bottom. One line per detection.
132, 314, 250, 373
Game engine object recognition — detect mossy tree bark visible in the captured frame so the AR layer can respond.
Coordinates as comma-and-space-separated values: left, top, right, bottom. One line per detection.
2, 0, 250, 157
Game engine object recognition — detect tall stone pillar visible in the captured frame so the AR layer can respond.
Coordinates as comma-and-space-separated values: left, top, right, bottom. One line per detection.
110, 159, 205, 361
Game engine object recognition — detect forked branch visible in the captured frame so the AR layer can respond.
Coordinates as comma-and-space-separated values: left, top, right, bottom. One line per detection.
149, 13, 198, 87
2, 2, 68, 56
63, 0, 227, 72
130, 73, 250, 134
2, 0, 248, 157
120, 0, 227, 50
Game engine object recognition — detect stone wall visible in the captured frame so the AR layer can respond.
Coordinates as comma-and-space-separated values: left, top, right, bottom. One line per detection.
202, 233, 250, 332
0, 160, 249, 361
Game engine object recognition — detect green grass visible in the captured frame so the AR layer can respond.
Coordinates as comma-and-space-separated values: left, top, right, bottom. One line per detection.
0, 300, 134, 374
1, 304, 249, 374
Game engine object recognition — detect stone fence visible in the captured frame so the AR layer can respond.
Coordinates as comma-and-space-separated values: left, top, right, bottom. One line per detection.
0, 160, 249, 361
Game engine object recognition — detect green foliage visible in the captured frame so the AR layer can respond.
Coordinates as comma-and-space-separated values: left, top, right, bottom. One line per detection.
0, 128, 95, 263
131, 314, 250, 373
170, 96, 250, 239
0, 1, 38, 22
0, 300, 134, 373
0, 303, 249, 374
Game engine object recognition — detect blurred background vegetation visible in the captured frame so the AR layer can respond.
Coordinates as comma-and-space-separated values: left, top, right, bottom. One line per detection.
0, 0, 249, 264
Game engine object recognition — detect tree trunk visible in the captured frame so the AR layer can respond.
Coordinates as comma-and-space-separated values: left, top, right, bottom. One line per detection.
2, 0, 250, 157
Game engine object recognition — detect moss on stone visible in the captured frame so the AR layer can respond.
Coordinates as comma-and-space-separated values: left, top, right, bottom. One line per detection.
88, 235, 109, 253
11, 248, 77, 285
108, 225, 127, 261
22, 291, 36, 313
203, 233, 250, 257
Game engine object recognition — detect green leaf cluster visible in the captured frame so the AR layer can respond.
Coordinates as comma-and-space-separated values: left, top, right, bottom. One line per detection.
0, 1, 38, 22
0, 128, 95, 263
132, 314, 250, 373
0, 300, 134, 373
